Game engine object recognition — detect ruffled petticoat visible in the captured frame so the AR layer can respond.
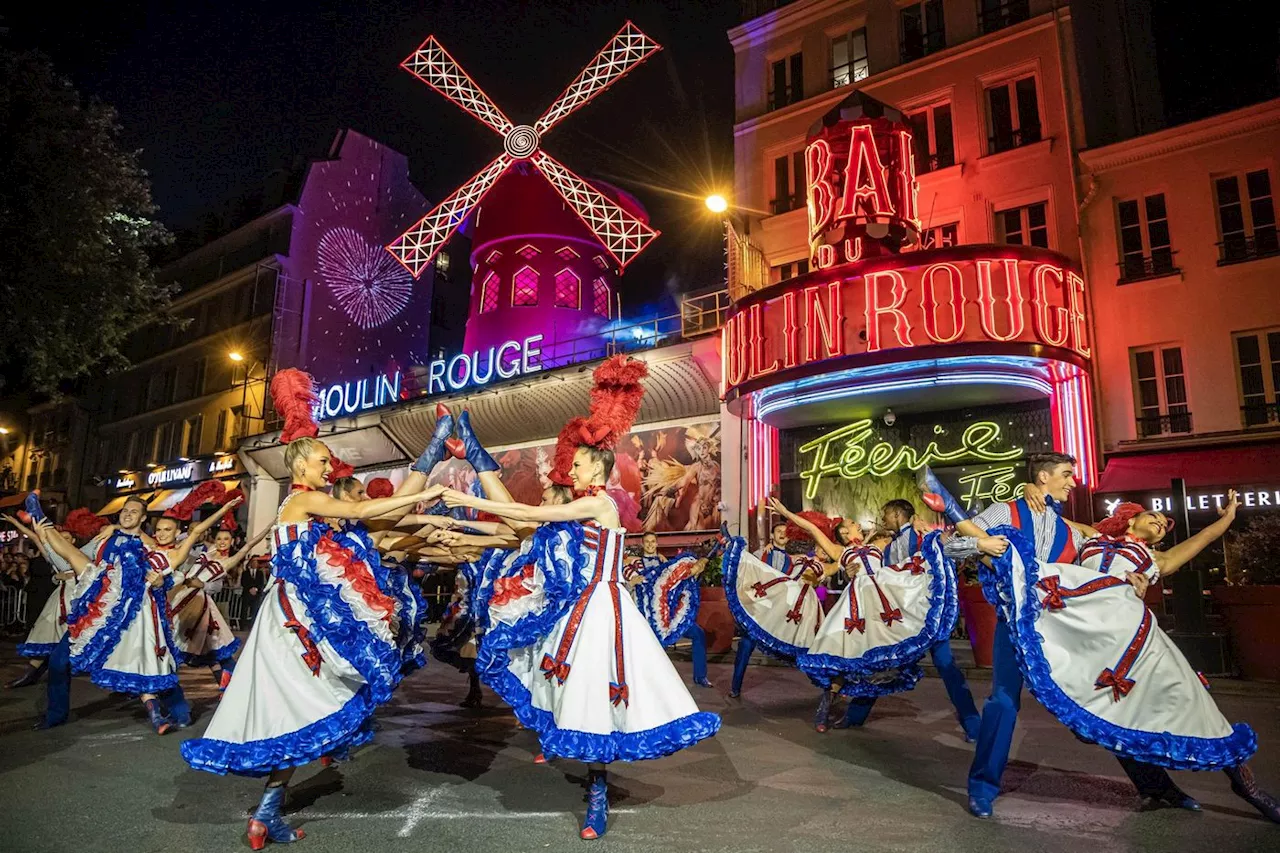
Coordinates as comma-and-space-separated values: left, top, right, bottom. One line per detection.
632, 554, 700, 647
983, 525, 1256, 770
798, 534, 955, 698
181, 523, 400, 776
721, 537, 823, 660
66, 533, 181, 695
17, 581, 74, 658
430, 562, 478, 672
383, 560, 428, 673
475, 522, 719, 763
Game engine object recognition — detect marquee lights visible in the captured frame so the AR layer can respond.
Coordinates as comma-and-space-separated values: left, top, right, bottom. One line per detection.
723, 252, 1090, 391
387, 22, 662, 277
797, 419, 1023, 499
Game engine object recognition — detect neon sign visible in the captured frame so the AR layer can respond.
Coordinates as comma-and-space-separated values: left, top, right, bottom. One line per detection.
147, 463, 194, 487
723, 250, 1091, 392
1102, 489, 1280, 515
317, 371, 402, 420
114, 476, 136, 490
798, 419, 1023, 499
958, 465, 1026, 509
427, 334, 543, 394
208, 456, 236, 474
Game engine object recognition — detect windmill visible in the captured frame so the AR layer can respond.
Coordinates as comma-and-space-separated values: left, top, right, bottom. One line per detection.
386, 22, 662, 278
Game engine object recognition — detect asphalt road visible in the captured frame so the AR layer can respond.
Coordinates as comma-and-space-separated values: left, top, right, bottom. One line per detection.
1, 646, 1277, 853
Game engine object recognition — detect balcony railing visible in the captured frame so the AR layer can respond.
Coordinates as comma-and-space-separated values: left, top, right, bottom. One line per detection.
1118, 252, 1179, 283
770, 193, 806, 215
1137, 411, 1193, 438
1217, 229, 1280, 265
1242, 402, 1280, 427
978, 0, 1031, 35
988, 125, 1042, 155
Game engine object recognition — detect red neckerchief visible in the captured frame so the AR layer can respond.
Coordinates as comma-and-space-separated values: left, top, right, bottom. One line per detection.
290, 484, 316, 493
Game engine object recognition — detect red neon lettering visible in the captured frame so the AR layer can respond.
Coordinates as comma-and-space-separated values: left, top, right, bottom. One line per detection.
1067, 271, 1091, 357
749, 301, 779, 378
1030, 263, 1070, 347
975, 259, 1026, 342
725, 313, 748, 387
804, 282, 845, 361
782, 290, 800, 368
864, 270, 914, 352
839, 124, 893, 220
805, 139, 837, 237
815, 243, 837, 270
892, 129, 920, 227
920, 263, 965, 344
843, 237, 863, 262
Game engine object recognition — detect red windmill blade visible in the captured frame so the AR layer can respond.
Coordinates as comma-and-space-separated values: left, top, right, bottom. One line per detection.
387, 21, 662, 279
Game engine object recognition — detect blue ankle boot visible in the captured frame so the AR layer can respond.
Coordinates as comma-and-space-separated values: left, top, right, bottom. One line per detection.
580, 770, 609, 840
814, 690, 833, 733
248, 784, 305, 849
455, 410, 499, 473
22, 490, 46, 524
412, 405, 456, 474
918, 466, 969, 524
144, 698, 173, 736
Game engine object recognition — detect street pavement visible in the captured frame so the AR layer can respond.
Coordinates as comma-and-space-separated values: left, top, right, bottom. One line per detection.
1, 645, 1277, 853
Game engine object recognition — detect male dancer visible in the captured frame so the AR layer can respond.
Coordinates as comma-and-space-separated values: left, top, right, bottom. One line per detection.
729, 521, 792, 698
941, 452, 1199, 818
627, 531, 711, 688
836, 500, 980, 737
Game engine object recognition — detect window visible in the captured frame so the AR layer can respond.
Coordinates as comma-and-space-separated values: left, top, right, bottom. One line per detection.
1215, 169, 1279, 264
192, 357, 207, 397
182, 415, 204, 457
592, 278, 611, 317
593, 255, 610, 270
900, 1, 945, 62
484, 249, 502, 265
512, 266, 539, 306
773, 259, 810, 283
1235, 330, 1280, 426
1116, 194, 1175, 282
769, 51, 804, 110
919, 222, 959, 249
978, 0, 1030, 34
772, 150, 806, 214
215, 409, 243, 451
96, 438, 112, 472
830, 29, 868, 89
1132, 346, 1191, 437
517, 244, 541, 259
907, 103, 955, 173
479, 271, 500, 313
555, 246, 579, 261
151, 422, 172, 464
434, 252, 451, 279
996, 202, 1049, 248
553, 268, 580, 309
985, 76, 1041, 154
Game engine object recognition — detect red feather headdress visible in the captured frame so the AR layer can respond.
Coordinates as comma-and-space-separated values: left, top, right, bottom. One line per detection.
165, 480, 227, 521
270, 368, 320, 444
1096, 502, 1149, 538
63, 508, 109, 542
785, 510, 841, 544
365, 477, 394, 499
218, 487, 245, 531
548, 356, 649, 486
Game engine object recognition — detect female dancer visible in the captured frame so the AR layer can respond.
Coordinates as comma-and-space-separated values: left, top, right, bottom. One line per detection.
983, 490, 1278, 823
444, 356, 720, 840
625, 534, 712, 687
180, 370, 443, 849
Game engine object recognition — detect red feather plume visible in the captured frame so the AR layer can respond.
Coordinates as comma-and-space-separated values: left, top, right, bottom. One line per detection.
165, 480, 227, 521
786, 510, 840, 544
548, 356, 648, 485
326, 457, 355, 483
365, 477, 394, 499
270, 368, 319, 444
63, 508, 109, 542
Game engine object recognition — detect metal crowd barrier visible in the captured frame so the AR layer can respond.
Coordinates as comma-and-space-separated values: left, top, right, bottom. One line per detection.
0, 587, 28, 632
210, 587, 254, 632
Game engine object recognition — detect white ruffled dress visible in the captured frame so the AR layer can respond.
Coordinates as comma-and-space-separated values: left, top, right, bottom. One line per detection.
167, 548, 240, 667
721, 537, 824, 660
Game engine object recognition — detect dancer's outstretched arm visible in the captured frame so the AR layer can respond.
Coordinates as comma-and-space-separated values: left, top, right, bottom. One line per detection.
767, 497, 845, 562
287, 485, 445, 522
166, 498, 242, 568
1154, 490, 1239, 576
219, 526, 272, 572
444, 489, 612, 525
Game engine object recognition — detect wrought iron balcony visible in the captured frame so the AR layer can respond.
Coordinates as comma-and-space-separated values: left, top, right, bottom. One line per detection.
988, 124, 1042, 155
978, 0, 1031, 35
1242, 402, 1280, 427
1136, 411, 1192, 438
1217, 229, 1280, 265
1118, 252, 1179, 284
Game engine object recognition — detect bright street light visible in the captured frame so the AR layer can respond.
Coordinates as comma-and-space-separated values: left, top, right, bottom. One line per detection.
0, 427, 9, 435
704, 194, 728, 214
228, 351, 244, 362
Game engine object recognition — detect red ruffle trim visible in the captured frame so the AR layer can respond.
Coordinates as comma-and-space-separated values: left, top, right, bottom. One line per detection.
68, 573, 112, 639
315, 534, 397, 624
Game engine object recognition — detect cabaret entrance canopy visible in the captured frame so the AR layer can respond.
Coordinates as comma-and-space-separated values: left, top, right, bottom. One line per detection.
386, 21, 662, 277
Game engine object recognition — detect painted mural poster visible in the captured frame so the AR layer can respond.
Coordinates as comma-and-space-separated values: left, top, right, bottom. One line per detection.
424, 420, 722, 533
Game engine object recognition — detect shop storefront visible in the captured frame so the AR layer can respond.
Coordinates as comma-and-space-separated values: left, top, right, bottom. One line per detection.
96, 452, 248, 521
723, 94, 1096, 528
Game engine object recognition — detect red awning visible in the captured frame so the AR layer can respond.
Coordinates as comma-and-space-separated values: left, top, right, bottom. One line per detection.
1097, 444, 1280, 493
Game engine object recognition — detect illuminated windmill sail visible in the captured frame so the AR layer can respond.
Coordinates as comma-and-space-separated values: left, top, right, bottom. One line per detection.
387, 21, 662, 278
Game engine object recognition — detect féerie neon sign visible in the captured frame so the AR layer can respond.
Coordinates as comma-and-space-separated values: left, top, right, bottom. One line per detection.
798, 419, 1023, 499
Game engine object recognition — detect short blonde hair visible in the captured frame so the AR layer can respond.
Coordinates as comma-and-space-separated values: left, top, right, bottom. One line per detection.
284, 436, 325, 478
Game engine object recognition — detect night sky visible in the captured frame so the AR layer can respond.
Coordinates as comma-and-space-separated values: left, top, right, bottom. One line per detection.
7, 0, 741, 311
6, 1, 1278, 311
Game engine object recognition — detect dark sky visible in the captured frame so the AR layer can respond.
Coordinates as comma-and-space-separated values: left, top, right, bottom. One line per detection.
8, 0, 741, 310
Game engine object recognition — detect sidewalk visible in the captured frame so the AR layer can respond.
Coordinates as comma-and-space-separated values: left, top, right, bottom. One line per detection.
667, 637, 1280, 698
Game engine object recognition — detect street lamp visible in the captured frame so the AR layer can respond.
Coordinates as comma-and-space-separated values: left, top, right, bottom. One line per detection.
705, 194, 729, 214
228, 352, 265, 440
0, 427, 9, 435
228, 351, 244, 363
